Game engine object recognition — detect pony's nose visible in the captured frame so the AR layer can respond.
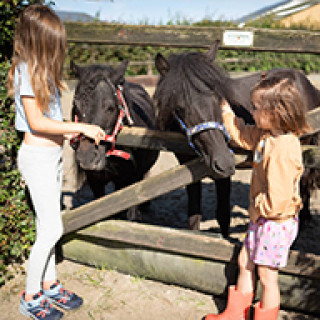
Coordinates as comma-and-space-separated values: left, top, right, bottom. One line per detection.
213, 159, 235, 177
75, 143, 105, 171
207, 153, 235, 178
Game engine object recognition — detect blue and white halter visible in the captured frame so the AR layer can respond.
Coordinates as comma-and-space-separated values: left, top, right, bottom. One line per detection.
174, 112, 231, 156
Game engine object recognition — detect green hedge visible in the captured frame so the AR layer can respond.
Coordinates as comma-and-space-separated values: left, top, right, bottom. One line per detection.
0, 58, 36, 286
64, 44, 320, 78
0, 0, 52, 286
64, 15, 320, 78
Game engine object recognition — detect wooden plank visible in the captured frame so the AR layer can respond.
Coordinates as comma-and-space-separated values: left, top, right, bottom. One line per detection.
115, 126, 195, 154
115, 126, 320, 168
62, 158, 211, 234
74, 220, 320, 279
62, 233, 238, 299
65, 22, 320, 54
61, 220, 320, 315
62, 153, 249, 235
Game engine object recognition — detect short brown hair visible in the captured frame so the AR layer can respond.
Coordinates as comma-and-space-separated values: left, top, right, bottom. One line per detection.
250, 76, 311, 135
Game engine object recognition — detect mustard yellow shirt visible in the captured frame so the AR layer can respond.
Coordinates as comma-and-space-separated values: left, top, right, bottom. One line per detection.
222, 109, 303, 222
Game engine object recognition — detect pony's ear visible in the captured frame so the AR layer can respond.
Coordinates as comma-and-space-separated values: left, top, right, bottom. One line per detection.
206, 40, 220, 62
155, 53, 170, 76
70, 60, 81, 78
111, 60, 129, 84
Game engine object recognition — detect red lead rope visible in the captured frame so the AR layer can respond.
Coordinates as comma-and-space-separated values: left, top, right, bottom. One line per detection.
70, 86, 133, 160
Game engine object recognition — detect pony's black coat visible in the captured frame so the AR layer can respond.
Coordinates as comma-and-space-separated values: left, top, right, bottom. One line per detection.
154, 41, 320, 236
71, 61, 159, 219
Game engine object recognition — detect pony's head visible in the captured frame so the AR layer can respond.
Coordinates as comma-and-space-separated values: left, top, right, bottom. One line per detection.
154, 41, 235, 178
71, 60, 130, 171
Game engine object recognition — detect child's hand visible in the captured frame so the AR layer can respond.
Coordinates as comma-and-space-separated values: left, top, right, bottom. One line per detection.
221, 98, 232, 115
81, 124, 105, 145
64, 133, 77, 140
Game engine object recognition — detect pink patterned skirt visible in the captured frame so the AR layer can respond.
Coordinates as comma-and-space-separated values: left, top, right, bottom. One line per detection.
244, 216, 299, 268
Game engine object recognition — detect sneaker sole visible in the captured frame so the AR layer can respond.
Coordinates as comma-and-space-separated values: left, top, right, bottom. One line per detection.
47, 297, 82, 311
19, 305, 63, 320
19, 305, 41, 320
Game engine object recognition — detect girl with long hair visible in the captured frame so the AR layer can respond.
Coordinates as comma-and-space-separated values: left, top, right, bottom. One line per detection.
8, 4, 105, 319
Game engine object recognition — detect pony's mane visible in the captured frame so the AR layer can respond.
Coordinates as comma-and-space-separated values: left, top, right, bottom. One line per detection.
154, 52, 230, 128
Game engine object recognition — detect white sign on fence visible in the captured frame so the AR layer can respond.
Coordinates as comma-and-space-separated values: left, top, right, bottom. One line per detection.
222, 30, 254, 47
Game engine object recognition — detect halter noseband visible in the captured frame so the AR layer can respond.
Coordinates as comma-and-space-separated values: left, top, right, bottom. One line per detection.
70, 84, 133, 160
174, 112, 231, 156
103, 84, 133, 160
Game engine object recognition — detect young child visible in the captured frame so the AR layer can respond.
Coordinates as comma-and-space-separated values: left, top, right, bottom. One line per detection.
205, 76, 310, 320
7, 4, 106, 320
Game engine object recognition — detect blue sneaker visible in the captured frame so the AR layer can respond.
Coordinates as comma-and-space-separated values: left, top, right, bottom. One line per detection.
43, 281, 83, 310
19, 291, 63, 320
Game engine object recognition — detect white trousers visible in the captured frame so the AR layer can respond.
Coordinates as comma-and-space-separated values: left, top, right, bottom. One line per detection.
18, 143, 63, 295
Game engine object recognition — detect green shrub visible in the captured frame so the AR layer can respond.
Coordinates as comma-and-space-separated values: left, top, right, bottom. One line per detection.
65, 42, 320, 78
0, 0, 53, 286
0, 59, 36, 286
64, 16, 320, 77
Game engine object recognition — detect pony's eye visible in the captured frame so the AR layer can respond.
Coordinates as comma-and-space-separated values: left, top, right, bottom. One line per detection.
106, 105, 116, 113
175, 106, 184, 116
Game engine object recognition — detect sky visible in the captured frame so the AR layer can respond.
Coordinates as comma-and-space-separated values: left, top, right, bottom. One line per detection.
52, 0, 283, 24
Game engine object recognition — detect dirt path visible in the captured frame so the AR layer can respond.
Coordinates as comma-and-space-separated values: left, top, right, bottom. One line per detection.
1, 259, 319, 320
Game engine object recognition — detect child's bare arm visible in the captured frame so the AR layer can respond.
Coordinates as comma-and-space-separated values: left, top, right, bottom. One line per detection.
22, 96, 105, 145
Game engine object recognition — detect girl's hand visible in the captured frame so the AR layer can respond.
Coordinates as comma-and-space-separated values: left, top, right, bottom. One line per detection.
221, 98, 232, 114
81, 124, 105, 145
64, 133, 77, 140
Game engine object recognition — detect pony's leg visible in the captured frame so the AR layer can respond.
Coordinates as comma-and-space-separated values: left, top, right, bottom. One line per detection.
215, 177, 231, 238
175, 154, 202, 230
114, 179, 143, 222
86, 170, 106, 199
299, 178, 312, 231
186, 182, 202, 230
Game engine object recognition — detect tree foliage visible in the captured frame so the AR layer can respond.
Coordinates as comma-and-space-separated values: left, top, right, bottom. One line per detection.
0, 0, 53, 286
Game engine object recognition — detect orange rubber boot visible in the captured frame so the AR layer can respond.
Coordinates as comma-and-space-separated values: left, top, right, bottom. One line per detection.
253, 301, 279, 320
204, 286, 254, 320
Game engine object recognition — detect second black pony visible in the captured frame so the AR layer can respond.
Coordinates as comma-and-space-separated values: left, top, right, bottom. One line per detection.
154, 40, 320, 237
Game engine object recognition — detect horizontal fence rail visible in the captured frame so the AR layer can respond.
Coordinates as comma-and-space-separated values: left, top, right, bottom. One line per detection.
62, 219, 320, 315
65, 22, 320, 54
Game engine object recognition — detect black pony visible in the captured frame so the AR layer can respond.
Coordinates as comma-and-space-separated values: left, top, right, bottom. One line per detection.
70, 60, 159, 220
154, 40, 320, 237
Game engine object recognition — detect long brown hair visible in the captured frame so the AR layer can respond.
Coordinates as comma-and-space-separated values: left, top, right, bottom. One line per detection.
7, 4, 66, 112
250, 76, 311, 136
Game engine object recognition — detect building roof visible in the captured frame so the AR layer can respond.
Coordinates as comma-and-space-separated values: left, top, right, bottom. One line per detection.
237, 0, 318, 23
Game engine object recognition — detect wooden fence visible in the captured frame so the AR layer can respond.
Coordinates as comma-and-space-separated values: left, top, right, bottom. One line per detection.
65, 22, 320, 54
60, 23, 320, 315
